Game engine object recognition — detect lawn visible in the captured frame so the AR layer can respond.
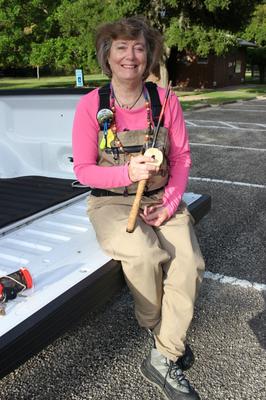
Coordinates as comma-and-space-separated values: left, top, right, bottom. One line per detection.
0, 74, 109, 90
177, 86, 266, 110
0, 74, 265, 110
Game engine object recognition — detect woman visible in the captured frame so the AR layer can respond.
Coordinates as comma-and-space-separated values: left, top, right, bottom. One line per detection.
72, 16, 205, 400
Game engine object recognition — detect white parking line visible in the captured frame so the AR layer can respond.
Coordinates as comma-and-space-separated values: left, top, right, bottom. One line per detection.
188, 126, 266, 131
212, 108, 266, 112
186, 121, 197, 126
186, 119, 266, 131
187, 119, 266, 126
189, 177, 266, 189
219, 121, 238, 129
204, 271, 266, 291
235, 102, 266, 106
190, 143, 266, 152
227, 104, 266, 108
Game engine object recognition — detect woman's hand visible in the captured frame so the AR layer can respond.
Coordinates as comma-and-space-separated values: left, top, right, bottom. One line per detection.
128, 155, 159, 182
140, 204, 169, 227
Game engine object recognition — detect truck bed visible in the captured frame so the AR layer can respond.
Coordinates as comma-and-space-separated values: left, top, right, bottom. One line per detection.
0, 175, 210, 378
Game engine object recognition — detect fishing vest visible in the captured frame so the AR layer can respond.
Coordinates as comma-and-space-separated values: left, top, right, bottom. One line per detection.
97, 82, 170, 195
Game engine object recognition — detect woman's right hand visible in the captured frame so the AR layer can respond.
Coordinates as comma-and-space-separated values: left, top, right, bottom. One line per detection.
128, 155, 159, 182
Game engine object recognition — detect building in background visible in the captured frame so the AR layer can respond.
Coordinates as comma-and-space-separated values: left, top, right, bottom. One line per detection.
167, 39, 257, 88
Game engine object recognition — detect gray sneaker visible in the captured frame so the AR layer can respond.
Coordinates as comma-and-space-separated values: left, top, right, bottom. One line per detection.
145, 329, 194, 371
140, 348, 200, 400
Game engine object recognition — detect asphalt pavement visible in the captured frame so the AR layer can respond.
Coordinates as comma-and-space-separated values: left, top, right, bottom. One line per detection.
1, 98, 265, 400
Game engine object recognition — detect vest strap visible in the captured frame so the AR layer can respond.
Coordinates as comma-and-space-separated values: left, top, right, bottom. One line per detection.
98, 83, 111, 110
145, 81, 163, 126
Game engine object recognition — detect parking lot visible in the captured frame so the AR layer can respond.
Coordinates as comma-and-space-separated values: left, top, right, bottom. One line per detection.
1, 98, 266, 400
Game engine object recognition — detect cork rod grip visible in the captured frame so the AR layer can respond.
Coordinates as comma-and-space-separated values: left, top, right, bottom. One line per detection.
126, 179, 147, 233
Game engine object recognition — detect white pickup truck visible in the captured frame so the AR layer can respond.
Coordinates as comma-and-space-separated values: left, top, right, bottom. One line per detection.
0, 88, 211, 379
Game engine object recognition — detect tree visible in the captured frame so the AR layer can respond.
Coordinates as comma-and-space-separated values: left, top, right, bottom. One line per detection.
243, 3, 266, 83
132, 0, 261, 84
0, 0, 61, 72
0, 0, 263, 79
243, 2, 266, 46
50, 0, 141, 74
134, 0, 260, 53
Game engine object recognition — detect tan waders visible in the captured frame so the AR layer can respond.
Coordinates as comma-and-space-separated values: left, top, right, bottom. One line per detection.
88, 194, 205, 362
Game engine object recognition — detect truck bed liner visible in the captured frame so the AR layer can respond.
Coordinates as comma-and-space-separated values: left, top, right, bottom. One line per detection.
0, 176, 88, 230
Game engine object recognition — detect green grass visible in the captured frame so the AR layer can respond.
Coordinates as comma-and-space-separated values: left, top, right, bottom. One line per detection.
178, 86, 266, 110
0, 74, 109, 90
0, 75, 265, 110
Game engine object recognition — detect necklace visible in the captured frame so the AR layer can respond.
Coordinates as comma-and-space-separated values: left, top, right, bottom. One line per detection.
109, 84, 153, 154
113, 87, 144, 110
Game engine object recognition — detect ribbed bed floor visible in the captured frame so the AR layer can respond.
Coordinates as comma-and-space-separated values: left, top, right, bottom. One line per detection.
0, 176, 89, 229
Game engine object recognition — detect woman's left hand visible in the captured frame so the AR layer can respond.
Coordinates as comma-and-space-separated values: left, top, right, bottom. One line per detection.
140, 204, 169, 227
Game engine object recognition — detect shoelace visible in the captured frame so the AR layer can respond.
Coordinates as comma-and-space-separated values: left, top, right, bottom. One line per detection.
164, 360, 189, 388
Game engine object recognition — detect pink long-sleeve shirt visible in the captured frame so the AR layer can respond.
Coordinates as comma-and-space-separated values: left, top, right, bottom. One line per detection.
72, 86, 191, 217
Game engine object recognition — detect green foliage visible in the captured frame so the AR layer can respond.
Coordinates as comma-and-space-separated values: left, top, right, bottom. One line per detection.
0, 0, 263, 75
50, 0, 141, 73
143, 0, 258, 56
30, 37, 88, 72
203, 0, 230, 12
243, 3, 266, 46
162, 0, 260, 32
242, 3, 266, 83
166, 21, 237, 56
0, 0, 61, 68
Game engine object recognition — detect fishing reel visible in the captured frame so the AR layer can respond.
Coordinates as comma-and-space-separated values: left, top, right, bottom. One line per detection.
97, 108, 115, 150
96, 108, 114, 130
0, 268, 33, 303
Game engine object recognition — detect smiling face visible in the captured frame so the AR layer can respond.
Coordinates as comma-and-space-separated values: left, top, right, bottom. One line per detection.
107, 36, 147, 84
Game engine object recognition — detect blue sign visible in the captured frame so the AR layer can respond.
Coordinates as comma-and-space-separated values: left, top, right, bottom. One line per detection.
75, 69, 84, 87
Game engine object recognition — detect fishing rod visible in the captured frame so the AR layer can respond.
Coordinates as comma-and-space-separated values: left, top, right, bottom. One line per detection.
126, 81, 172, 233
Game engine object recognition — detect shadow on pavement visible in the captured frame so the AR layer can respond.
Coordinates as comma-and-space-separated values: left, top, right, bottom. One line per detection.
248, 291, 266, 350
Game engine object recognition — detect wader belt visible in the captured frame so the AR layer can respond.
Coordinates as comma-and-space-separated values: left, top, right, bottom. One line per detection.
91, 187, 164, 197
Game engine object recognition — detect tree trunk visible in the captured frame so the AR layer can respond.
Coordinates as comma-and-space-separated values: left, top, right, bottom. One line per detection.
251, 65, 254, 78
36, 66, 40, 79
259, 65, 265, 83
159, 62, 169, 87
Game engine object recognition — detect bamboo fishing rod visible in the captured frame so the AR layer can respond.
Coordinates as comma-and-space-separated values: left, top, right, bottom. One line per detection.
126, 81, 172, 233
